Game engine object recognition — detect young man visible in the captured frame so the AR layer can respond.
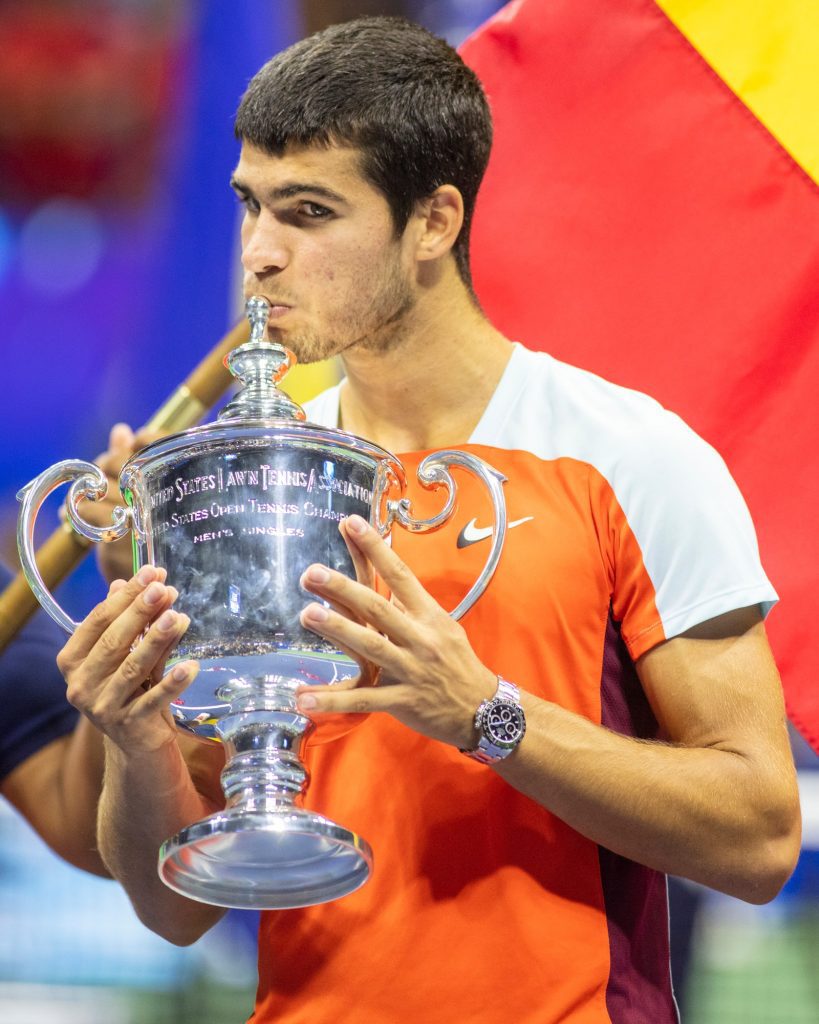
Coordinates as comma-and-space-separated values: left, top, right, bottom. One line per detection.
58, 17, 800, 1023
0, 562, 107, 875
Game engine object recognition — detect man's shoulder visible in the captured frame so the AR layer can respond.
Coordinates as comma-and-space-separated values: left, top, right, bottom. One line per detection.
526, 347, 668, 426
499, 346, 712, 472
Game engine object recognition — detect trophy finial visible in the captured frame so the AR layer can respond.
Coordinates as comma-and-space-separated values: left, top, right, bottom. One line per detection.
246, 295, 270, 343
218, 296, 305, 422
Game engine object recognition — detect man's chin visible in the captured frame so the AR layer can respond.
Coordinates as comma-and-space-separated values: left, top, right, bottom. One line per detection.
282, 335, 340, 366
265, 328, 313, 359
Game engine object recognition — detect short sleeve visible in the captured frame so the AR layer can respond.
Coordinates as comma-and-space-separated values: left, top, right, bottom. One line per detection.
603, 415, 777, 660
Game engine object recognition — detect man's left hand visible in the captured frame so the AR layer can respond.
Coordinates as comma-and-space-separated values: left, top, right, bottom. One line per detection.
297, 514, 496, 750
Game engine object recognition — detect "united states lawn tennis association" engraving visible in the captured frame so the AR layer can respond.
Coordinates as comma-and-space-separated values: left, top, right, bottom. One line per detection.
150, 461, 375, 547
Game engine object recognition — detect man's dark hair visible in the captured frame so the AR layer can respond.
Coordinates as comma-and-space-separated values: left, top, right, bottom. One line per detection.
234, 16, 492, 290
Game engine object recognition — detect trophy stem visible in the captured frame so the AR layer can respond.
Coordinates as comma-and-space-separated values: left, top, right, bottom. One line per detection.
158, 675, 372, 910
217, 677, 313, 810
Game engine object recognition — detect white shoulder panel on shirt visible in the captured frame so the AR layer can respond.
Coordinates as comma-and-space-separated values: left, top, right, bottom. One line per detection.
303, 383, 342, 429
471, 345, 777, 636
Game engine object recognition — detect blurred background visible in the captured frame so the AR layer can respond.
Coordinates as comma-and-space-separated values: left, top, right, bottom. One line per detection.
0, 1, 816, 1021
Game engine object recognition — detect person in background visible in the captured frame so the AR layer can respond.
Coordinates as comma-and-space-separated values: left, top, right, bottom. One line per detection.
0, 560, 107, 875
1, 553, 186, 877
58, 17, 800, 1023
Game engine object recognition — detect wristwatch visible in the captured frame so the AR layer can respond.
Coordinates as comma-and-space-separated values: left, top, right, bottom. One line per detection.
461, 677, 526, 765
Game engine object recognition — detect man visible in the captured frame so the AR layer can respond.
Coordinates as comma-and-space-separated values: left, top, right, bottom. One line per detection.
0, 561, 106, 875
58, 17, 800, 1023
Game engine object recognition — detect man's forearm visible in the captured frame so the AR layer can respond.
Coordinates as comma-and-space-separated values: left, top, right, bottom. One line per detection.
496, 693, 799, 903
99, 736, 226, 944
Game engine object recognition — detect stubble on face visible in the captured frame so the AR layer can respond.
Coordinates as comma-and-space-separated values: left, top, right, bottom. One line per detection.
269, 242, 417, 364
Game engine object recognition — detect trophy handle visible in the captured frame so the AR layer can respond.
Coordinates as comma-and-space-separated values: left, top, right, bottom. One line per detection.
16, 459, 134, 634
383, 450, 507, 621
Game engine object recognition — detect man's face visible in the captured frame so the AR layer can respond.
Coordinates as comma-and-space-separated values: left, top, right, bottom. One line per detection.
232, 142, 417, 364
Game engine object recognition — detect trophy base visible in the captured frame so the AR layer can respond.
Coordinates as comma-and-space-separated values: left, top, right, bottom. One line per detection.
158, 806, 373, 910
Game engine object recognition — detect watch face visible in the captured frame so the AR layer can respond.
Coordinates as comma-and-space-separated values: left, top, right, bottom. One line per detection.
482, 698, 526, 747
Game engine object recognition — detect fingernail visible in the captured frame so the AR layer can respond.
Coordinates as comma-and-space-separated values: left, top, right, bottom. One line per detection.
137, 566, 156, 586
304, 603, 329, 622
305, 565, 330, 584
346, 514, 367, 534
297, 694, 318, 710
167, 586, 179, 602
109, 579, 126, 595
144, 582, 164, 605
158, 609, 177, 631
172, 664, 189, 682
178, 614, 191, 633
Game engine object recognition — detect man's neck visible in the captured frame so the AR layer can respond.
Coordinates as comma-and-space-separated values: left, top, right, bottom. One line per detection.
337, 286, 514, 452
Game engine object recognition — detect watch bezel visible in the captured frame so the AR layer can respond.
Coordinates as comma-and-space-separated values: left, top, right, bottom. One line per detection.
476, 695, 527, 751
461, 677, 527, 764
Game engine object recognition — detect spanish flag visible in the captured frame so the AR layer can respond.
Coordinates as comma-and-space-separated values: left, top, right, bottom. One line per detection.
463, 0, 819, 750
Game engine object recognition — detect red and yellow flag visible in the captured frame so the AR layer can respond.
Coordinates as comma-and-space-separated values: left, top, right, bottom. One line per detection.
463, 0, 819, 750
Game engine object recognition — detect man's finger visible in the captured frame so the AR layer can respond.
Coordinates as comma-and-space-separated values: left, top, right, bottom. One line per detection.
341, 515, 432, 613
339, 517, 376, 590
109, 422, 136, 450
93, 422, 136, 477
315, 613, 375, 678
296, 681, 403, 717
137, 659, 200, 714
97, 609, 190, 707
147, 614, 193, 686
81, 578, 178, 679
132, 428, 166, 450
300, 599, 410, 678
301, 564, 416, 648
60, 566, 166, 665
93, 658, 200, 727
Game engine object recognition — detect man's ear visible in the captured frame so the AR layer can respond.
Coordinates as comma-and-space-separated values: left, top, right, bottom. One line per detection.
414, 185, 465, 262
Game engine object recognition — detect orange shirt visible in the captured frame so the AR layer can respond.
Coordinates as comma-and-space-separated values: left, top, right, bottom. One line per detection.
252, 347, 775, 1023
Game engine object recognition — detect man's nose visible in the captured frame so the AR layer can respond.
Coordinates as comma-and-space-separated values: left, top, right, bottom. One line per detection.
241, 214, 289, 275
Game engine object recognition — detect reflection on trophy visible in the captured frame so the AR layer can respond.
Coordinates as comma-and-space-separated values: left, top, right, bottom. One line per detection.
17, 297, 508, 910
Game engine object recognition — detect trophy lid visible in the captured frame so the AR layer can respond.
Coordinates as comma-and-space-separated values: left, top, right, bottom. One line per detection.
217, 297, 306, 423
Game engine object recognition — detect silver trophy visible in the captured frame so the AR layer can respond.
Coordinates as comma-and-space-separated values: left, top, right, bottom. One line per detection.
17, 297, 507, 910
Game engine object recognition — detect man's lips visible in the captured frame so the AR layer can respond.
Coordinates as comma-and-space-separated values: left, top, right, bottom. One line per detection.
244, 294, 292, 316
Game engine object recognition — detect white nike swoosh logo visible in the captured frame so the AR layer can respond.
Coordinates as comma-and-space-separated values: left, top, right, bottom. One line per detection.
457, 516, 534, 548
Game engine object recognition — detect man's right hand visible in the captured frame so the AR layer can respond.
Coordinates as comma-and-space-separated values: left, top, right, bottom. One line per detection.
58, 566, 198, 755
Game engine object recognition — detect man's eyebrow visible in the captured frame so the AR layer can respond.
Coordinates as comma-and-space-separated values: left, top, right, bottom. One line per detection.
229, 177, 347, 205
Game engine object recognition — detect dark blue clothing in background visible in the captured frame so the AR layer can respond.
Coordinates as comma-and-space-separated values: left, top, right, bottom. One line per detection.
0, 564, 77, 781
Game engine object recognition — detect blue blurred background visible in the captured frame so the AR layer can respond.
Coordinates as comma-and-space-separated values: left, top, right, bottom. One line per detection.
0, 2, 816, 1022
0, 0, 303, 613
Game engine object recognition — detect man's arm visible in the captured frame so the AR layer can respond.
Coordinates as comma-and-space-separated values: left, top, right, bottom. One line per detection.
98, 731, 228, 944
493, 607, 800, 903
1, 716, 108, 876
296, 515, 801, 904
59, 569, 228, 943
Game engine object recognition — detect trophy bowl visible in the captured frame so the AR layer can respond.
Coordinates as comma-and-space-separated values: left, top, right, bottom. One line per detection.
17, 297, 507, 910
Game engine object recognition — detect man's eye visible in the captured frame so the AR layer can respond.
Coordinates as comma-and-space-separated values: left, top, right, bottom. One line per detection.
300, 202, 332, 219
236, 194, 260, 214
